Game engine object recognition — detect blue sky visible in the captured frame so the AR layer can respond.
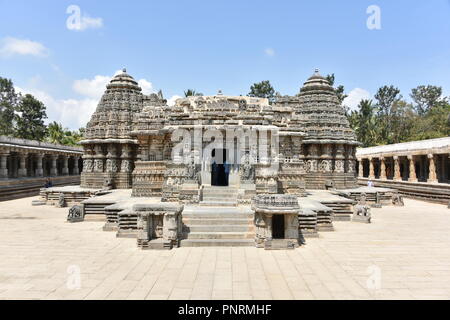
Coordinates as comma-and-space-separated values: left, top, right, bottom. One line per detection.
1, 0, 450, 130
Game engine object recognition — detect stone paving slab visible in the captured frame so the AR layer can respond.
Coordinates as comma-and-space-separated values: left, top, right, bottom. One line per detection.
1, 196, 450, 300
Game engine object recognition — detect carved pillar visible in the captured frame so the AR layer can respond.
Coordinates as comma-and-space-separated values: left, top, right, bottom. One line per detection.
380, 157, 387, 180
50, 154, 58, 176
368, 157, 375, 179
407, 155, 417, 182
333, 144, 345, 173
427, 154, 438, 183
394, 156, 402, 181
106, 144, 118, 173
73, 156, 80, 175
93, 145, 105, 173
0, 151, 9, 179
306, 144, 319, 173
120, 144, 132, 173
62, 155, 69, 175
18, 153, 28, 178
346, 145, 356, 174
319, 144, 332, 173
35, 153, 44, 177
358, 158, 364, 178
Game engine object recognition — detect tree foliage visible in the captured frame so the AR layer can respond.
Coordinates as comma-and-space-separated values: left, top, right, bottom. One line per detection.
348, 84, 449, 147
0, 76, 84, 146
184, 89, 203, 97
15, 94, 47, 141
326, 74, 347, 106
248, 80, 276, 102
0, 77, 19, 136
45, 121, 83, 146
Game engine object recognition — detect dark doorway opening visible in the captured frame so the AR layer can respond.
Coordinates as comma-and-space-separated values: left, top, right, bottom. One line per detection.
272, 214, 285, 239
211, 149, 229, 186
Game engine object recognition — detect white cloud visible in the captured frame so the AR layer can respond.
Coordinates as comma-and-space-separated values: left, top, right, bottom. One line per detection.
138, 79, 153, 95
264, 48, 275, 57
17, 71, 156, 130
343, 88, 372, 111
73, 75, 111, 99
0, 37, 48, 57
167, 95, 182, 107
15, 86, 97, 131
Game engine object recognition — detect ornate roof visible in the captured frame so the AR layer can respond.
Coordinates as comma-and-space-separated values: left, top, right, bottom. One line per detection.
275, 70, 358, 144
83, 69, 144, 141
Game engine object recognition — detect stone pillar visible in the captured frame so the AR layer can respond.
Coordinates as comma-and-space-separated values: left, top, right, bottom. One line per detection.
380, 157, 387, 180
358, 158, 364, 178
18, 153, 28, 178
368, 158, 375, 179
50, 154, 58, 176
93, 145, 105, 173
319, 144, 332, 173
333, 144, 345, 173
427, 154, 438, 183
73, 156, 80, 175
393, 156, 401, 181
62, 155, 69, 175
408, 155, 417, 182
0, 152, 9, 179
35, 154, 44, 177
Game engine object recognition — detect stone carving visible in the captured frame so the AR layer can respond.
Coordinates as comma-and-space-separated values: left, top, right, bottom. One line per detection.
67, 205, 84, 223
353, 192, 371, 223
103, 178, 113, 190
334, 160, 345, 173
186, 158, 197, 181
319, 159, 332, 173
392, 193, 404, 207
240, 154, 254, 181
121, 159, 132, 173
353, 204, 371, 223
57, 193, 66, 208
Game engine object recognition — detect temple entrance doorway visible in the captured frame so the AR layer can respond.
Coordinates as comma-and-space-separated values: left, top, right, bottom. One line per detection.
272, 215, 285, 239
211, 149, 229, 186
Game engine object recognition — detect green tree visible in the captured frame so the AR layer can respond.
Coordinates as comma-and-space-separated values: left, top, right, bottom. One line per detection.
326, 74, 347, 105
14, 94, 47, 141
248, 80, 276, 102
374, 85, 402, 144
0, 77, 20, 136
352, 99, 379, 147
184, 89, 203, 97
410, 85, 445, 115
46, 121, 65, 144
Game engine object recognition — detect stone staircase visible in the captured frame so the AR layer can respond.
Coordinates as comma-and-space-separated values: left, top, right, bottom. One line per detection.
200, 186, 238, 207
180, 205, 255, 247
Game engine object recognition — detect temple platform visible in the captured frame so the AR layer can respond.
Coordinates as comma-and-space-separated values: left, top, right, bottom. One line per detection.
39, 185, 100, 206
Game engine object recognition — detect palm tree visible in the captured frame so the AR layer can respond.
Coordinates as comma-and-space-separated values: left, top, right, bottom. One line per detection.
184, 89, 203, 97
46, 121, 65, 144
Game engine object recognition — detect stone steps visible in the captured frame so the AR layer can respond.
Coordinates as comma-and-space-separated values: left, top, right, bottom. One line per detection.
182, 218, 251, 225
200, 186, 239, 207
199, 200, 237, 207
187, 232, 254, 240
180, 239, 255, 247
187, 225, 254, 232
181, 205, 255, 247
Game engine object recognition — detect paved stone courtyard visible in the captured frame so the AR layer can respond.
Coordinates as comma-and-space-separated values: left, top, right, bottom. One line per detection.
1, 196, 450, 300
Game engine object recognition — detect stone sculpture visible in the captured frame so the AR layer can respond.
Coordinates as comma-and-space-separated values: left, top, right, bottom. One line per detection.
57, 193, 66, 208
67, 205, 84, 223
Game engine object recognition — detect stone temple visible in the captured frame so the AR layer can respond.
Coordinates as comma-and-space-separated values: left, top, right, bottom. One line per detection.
41, 68, 403, 249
